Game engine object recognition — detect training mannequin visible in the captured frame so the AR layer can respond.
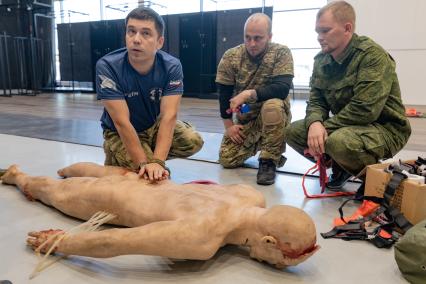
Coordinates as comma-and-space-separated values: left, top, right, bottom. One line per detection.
1, 162, 319, 268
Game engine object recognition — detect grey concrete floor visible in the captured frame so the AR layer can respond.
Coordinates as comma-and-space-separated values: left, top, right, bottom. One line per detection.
0, 134, 411, 284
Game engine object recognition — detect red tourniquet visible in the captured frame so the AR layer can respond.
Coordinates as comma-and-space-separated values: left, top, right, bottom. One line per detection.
302, 151, 355, 198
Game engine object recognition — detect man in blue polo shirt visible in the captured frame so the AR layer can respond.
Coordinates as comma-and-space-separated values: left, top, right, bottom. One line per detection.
96, 7, 203, 182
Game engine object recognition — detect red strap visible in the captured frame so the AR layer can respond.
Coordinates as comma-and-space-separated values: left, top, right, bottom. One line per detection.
333, 200, 380, 226
302, 154, 355, 198
405, 108, 421, 117
318, 156, 329, 192
226, 107, 239, 114
185, 180, 218, 185
378, 228, 392, 239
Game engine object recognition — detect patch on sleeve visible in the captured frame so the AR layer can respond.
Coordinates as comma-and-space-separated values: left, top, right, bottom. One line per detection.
168, 80, 183, 88
99, 75, 117, 91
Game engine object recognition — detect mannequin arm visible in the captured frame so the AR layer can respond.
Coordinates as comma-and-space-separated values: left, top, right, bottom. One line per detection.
28, 220, 223, 260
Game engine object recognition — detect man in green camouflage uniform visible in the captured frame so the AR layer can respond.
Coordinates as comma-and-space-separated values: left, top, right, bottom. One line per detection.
216, 13, 294, 185
286, 1, 411, 189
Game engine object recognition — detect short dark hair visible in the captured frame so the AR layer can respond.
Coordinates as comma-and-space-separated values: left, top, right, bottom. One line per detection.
125, 7, 165, 37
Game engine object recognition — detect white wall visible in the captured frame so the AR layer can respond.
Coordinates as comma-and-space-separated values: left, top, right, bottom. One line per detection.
337, 0, 426, 105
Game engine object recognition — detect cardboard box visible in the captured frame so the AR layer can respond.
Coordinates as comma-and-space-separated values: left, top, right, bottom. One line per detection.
364, 160, 426, 224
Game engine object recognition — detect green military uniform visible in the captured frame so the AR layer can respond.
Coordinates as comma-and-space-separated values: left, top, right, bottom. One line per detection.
103, 120, 203, 171
216, 43, 293, 168
286, 34, 411, 175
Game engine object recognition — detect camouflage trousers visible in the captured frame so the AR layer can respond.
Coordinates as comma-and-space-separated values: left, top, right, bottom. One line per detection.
285, 119, 407, 175
103, 120, 204, 170
219, 99, 291, 168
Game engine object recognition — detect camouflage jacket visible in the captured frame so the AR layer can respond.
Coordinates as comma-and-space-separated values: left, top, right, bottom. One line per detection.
216, 43, 293, 123
306, 34, 411, 147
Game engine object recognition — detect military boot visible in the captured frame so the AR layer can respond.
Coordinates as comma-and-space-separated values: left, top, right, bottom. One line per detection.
326, 161, 352, 189
257, 159, 276, 185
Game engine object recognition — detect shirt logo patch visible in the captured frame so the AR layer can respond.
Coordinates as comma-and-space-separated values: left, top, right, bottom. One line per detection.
149, 88, 163, 102
99, 75, 117, 91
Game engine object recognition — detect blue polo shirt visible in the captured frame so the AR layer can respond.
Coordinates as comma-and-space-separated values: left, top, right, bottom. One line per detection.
96, 48, 184, 132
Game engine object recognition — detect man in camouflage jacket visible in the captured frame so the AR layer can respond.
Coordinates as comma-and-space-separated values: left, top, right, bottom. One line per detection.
286, 1, 411, 189
216, 13, 294, 185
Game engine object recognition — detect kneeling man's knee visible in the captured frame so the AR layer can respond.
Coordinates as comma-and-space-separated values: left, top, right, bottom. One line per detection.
190, 132, 204, 154
261, 99, 285, 126
285, 119, 306, 146
325, 133, 349, 158
285, 122, 296, 140
218, 155, 240, 168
